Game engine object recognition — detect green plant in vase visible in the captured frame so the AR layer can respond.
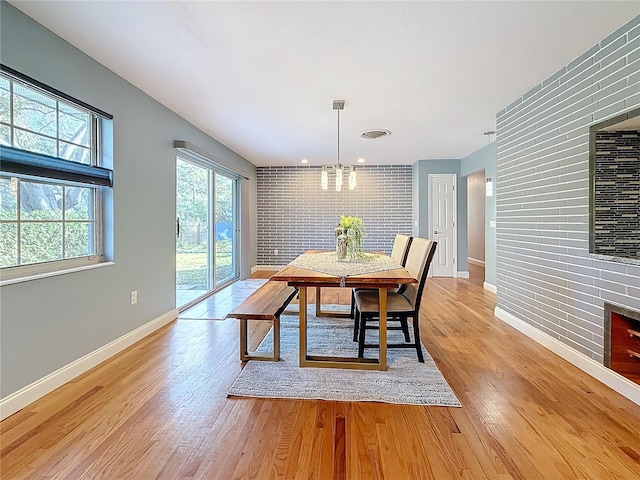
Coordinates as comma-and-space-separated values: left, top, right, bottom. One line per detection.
339, 215, 366, 259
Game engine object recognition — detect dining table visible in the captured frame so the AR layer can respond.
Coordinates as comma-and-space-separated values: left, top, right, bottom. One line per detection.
270, 250, 417, 371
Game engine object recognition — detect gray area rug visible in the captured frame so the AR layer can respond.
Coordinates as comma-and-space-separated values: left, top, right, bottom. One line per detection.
227, 308, 461, 406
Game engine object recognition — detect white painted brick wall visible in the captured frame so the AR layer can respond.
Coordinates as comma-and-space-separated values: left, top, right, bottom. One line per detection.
496, 15, 640, 363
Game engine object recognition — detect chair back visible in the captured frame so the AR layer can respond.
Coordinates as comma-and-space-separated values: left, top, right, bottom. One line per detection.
402, 237, 437, 312
390, 234, 412, 266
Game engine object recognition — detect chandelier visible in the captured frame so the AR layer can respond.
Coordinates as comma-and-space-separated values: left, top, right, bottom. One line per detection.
321, 100, 356, 191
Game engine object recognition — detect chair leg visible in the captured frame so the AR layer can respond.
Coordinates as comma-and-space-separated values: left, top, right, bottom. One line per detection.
353, 307, 360, 342
350, 289, 355, 319
357, 314, 367, 357
412, 316, 424, 363
400, 316, 410, 342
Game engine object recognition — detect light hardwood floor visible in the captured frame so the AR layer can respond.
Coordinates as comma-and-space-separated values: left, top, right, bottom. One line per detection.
2, 265, 639, 479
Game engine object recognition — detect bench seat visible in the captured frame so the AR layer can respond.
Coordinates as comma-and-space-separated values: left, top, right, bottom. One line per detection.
225, 280, 297, 361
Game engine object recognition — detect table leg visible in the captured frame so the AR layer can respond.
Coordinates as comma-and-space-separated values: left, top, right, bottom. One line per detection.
378, 287, 388, 370
298, 282, 388, 371
299, 286, 308, 365
315, 286, 321, 317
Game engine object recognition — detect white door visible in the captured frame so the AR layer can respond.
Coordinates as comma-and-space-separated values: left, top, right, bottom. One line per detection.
429, 174, 456, 277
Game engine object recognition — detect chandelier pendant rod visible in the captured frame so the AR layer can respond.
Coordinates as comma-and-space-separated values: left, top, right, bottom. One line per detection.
337, 107, 341, 167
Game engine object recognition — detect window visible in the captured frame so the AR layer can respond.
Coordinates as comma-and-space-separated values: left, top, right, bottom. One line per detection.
0, 66, 113, 283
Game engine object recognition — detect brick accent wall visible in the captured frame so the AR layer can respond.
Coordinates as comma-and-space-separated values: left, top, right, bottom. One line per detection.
495, 15, 640, 362
256, 165, 412, 265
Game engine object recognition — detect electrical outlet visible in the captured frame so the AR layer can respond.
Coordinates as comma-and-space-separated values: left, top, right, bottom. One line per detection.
131, 290, 138, 305
489, 220, 496, 228
274, 249, 279, 256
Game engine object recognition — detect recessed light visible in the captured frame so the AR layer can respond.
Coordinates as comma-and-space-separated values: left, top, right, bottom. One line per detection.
301, 158, 309, 164
357, 158, 365, 163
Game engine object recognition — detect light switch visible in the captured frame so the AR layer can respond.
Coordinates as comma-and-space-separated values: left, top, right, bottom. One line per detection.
489, 220, 496, 228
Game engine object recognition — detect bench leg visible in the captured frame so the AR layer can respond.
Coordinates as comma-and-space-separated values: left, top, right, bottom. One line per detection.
239, 318, 281, 362
273, 319, 280, 361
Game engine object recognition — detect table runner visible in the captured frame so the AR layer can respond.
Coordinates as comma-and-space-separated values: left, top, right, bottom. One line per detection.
289, 251, 401, 286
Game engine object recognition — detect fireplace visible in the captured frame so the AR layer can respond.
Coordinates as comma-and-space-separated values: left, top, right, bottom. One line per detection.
604, 303, 640, 385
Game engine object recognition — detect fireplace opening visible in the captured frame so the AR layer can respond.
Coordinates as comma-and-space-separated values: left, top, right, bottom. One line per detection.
604, 303, 640, 385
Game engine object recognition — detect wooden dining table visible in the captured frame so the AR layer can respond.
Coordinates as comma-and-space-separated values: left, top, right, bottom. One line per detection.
270, 251, 417, 371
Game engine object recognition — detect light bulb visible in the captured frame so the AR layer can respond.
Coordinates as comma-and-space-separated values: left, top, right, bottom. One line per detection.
321, 166, 328, 190
486, 178, 493, 197
335, 165, 343, 191
349, 166, 356, 190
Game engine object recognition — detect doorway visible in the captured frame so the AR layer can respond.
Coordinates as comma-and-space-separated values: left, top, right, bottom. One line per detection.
467, 170, 486, 285
428, 174, 457, 277
176, 157, 239, 309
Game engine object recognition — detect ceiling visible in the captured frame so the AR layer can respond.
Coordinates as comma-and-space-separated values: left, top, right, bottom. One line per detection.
10, 1, 640, 167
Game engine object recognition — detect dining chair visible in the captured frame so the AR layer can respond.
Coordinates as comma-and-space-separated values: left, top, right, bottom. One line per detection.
351, 233, 413, 341
353, 237, 437, 362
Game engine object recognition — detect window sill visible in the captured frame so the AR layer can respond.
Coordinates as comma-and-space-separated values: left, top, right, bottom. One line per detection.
0, 261, 114, 287
590, 253, 640, 266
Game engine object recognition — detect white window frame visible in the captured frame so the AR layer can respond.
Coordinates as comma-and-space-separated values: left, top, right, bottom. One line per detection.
0, 66, 113, 285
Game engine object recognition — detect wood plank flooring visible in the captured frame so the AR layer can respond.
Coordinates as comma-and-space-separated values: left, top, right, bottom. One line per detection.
2, 265, 639, 479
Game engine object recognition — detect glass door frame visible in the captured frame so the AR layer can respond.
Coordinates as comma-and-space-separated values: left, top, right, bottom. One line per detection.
176, 155, 241, 311
213, 170, 239, 290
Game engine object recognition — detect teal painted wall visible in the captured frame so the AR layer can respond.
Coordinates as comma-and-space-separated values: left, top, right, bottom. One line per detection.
0, 2, 257, 398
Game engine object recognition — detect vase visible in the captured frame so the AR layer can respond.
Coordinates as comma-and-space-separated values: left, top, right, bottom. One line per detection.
347, 228, 363, 259
335, 226, 348, 260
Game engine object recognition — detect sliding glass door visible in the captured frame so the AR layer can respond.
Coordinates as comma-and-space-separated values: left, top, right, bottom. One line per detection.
214, 173, 236, 287
176, 157, 239, 309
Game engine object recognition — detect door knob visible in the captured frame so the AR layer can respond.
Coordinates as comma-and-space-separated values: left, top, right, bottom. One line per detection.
433, 230, 439, 234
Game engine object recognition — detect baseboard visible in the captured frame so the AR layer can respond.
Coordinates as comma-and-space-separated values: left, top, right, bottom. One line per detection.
0, 308, 178, 421
494, 306, 640, 406
457, 271, 469, 279
251, 265, 284, 273
468, 257, 485, 267
483, 282, 497, 293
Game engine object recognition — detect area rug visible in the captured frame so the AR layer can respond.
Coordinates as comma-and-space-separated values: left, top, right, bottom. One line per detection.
227, 308, 461, 406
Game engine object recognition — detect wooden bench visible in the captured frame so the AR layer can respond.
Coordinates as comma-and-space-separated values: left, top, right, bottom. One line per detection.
225, 280, 297, 361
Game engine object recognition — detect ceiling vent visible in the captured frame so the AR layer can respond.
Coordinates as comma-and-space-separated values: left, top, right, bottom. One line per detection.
359, 129, 391, 139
